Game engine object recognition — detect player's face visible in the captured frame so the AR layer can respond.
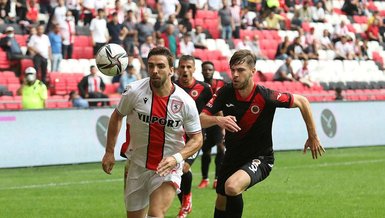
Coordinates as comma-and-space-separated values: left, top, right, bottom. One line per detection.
230, 62, 255, 90
177, 59, 195, 86
202, 64, 214, 81
148, 55, 173, 89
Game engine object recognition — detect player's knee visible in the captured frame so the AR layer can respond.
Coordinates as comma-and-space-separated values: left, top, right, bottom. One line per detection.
224, 180, 241, 196
215, 194, 226, 210
182, 163, 190, 173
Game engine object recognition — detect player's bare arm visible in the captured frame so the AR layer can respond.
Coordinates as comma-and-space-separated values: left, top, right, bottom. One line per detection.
200, 112, 241, 132
157, 132, 203, 176
102, 109, 124, 174
292, 94, 325, 159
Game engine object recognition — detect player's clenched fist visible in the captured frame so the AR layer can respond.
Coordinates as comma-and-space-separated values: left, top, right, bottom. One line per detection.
102, 152, 115, 174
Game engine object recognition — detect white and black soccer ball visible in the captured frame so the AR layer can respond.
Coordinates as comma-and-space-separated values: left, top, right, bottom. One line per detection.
95, 43, 129, 76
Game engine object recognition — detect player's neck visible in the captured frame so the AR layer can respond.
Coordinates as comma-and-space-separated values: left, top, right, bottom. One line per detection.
180, 78, 195, 88
237, 81, 255, 99
152, 81, 174, 97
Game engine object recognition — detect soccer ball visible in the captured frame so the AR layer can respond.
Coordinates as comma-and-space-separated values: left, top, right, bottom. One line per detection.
95, 43, 129, 76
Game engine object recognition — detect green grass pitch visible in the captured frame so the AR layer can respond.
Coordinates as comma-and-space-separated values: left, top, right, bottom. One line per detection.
1, 146, 385, 218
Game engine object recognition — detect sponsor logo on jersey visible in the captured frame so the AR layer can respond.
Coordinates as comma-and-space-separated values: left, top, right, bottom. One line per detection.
226, 103, 234, 107
250, 105, 260, 114
171, 99, 183, 113
143, 97, 148, 104
138, 112, 182, 128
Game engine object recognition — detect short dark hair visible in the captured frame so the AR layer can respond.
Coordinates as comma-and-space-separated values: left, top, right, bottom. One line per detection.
148, 47, 174, 68
201, 61, 214, 69
178, 55, 195, 65
229, 49, 256, 68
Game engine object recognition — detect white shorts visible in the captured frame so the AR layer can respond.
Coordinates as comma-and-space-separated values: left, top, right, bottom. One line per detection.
124, 159, 183, 211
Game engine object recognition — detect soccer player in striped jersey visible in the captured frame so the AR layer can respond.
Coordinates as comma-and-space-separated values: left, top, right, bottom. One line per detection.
102, 47, 203, 218
174, 55, 213, 218
200, 50, 325, 218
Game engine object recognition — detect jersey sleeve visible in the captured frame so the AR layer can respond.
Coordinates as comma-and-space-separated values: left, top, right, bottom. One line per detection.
116, 85, 136, 116
263, 86, 294, 108
202, 86, 226, 115
183, 99, 202, 134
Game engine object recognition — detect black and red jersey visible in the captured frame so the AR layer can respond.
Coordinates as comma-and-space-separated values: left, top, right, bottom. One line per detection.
203, 83, 294, 163
176, 79, 213, 113
206, 79, 226, 94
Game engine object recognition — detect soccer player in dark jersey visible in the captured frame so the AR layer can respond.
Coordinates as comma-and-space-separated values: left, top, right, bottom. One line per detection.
198, 61, 226, 189
200, 50, 325, 218
175, 55, 213, 218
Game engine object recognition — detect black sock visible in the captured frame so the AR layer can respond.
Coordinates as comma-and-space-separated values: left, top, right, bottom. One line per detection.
214, 207, 226, 218
214, 148, 224, 178
201, 152, 211, 179
178, 171, 193, 204
225, 194, 243, 218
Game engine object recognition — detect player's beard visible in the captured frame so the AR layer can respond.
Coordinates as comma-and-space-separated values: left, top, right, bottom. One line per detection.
151, 75, 167, 89
233, 74, 252, 90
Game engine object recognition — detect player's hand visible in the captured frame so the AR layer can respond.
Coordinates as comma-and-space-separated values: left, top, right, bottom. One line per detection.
102, 152, 115, 174
156, 156, 177, 176
303, 137, 325, 159
217, 116, 241, 133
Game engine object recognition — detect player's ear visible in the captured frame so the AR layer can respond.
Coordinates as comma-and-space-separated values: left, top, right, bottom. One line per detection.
169, 67, 174, 76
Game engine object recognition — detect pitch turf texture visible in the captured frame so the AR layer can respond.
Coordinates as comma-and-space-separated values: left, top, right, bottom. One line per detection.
1, 146, 384, 218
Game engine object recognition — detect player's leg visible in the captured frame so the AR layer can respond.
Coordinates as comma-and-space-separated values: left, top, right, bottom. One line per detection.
177, 153, 198, 218
213, 127, 225, 189
214, 193, 227, 218
147, 182, 177, 217
199, 139, 212, 188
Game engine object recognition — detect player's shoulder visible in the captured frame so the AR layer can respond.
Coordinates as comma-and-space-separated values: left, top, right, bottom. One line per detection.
122, 78, 149, 95
173, 84, 195, 104
196, 80, 210, 88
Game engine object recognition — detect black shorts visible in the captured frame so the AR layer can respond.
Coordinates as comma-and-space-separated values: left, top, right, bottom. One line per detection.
201, 126, 224, 152
216, 156, 274, 196
184, 150, 199, 166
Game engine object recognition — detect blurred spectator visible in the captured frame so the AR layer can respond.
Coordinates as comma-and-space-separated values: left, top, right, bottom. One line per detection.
118, 64, 141, 93
218, 0, 234, 40
197, 0, 208, 10
107, 12, 124, 45
0, 0, 11, 23
275, 35, 290, 60
312, 1, 326, 23
304, 39, 320, 60
188, 0, 198, 19
15, 0, 28, 21
359, 39, 369, 60
230, 0, 241, 38
285, 0, 296, 12
94, 0, 107, 10
69, 90, 89, 108
305, 27, 316, 46
366, 19, 383, 43
252, 13, 264, 30
166, 14, 179, 27
60, 10, 75, 59
263, 11, 284, 30
26, 0, 39, 24
28, 24, 51, 85
335, 87, 344, 101
122, 10, 138, 56
290, 10, 303, 31
334, 35, 354, 60
157, 0, 181, 21
161, 24, 179, 57
78, 65, 109, 107
287, 36, 308, 60
273, 56, 296, 81
154, 12, 167, 33
180, 33, 195, 56
236, 35, 252, 50
341, 0, 359, 16
50, 0, 67, 29
320, 29, 334, 50
48, 24, 62, 72
109, 0, 125, 24
136, 0, 153, 23
156, 37, 165, 47
367, 10, 380, 26
39, 0, 52, 14
332, 21, 349, 43
90, 8, 109, 55
0, 26, 30, 76
17, 67, 48, 109
191, 25, 207, 49
249, 35, 268, 60
124, 0, 138, 15
136, 12, 155, 46
66, 0, 81, 25
179, 11, 193, 32
296, 59, 315, 87
208, 0, 222, 11
140, 35, 155, 66
80, 0, 95, 26
298, 1, 313, 22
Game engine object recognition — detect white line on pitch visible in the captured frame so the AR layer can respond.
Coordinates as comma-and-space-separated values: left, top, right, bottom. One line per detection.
275, 158, 385, 169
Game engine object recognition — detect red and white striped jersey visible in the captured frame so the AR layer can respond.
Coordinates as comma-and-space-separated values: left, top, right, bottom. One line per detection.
117, 78, 201, 171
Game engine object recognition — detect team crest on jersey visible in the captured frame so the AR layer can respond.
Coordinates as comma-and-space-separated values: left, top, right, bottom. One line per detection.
171, 99, 183, 113
190, 90, 198, 98
251, 105, 260, 114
